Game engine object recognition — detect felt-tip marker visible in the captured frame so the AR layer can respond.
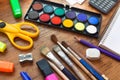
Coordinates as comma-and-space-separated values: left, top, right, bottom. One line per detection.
36, 59, 59, 80
10, 0, 22, 18
20, 72, 32, 80
0, 60, 14, 72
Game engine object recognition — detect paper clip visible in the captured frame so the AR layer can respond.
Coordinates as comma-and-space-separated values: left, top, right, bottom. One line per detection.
19, 53, 33, 63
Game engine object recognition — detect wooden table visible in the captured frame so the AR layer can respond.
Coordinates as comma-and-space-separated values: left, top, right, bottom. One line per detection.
0, 0, 120, 80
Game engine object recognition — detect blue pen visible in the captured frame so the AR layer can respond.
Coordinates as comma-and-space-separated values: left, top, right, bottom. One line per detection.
62, 41, 108, 80
20, 72, 31, 80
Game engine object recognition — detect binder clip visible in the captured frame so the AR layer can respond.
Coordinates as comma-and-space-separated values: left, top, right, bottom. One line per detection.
20, 71, 32, 80
19, 53, 33, 63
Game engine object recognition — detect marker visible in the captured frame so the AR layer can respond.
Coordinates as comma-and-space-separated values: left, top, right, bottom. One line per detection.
74, 37, 120, 61
36, 59, 59, 80
10, 0, 22, 18
0, 41, 7, 52
0, 60, 14, 72
20, 72, 32, 80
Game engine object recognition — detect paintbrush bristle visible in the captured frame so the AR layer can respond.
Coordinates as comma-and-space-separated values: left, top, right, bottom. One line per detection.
53, 45, 61, 53
51, 34, 58, 44
61, 41, 69, 48
40, 46, 50, 56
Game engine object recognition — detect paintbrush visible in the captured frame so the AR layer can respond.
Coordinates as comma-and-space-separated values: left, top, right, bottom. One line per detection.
62, 41, 108, 80
61, 41, 97, 80
51, 35, 86, 80
40, 46, 77, 80
47, 60, 70, 80
74, 37, 109, 80
53, 45, 87, 80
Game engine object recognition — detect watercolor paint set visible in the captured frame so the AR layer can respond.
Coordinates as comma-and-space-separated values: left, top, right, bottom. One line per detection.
24, 0, 102, 37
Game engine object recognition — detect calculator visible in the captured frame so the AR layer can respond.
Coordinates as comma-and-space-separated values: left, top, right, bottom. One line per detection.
89, 0, 118, 14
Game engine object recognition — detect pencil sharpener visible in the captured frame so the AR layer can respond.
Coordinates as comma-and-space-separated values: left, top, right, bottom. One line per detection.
19, 53, 33, 63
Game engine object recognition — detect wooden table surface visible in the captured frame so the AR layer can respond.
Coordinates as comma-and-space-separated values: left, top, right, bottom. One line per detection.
0, 0, 120, 80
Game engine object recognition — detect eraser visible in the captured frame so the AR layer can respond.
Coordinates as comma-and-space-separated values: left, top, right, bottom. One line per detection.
0, 60, 14, 72
86, 48, 101, 60
0, 41, 7, 52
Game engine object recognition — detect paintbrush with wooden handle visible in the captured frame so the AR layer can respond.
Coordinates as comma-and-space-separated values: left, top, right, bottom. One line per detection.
47, 60, 69, 80
51, 35, 86, 80
40, 46, 77, 80
53, 45, 87, 80
62, 40, 108, 80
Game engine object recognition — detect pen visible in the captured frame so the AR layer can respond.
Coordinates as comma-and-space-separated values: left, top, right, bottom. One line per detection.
74, 37, 120, 61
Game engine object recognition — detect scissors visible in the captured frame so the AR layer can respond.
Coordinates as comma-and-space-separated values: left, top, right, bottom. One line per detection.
0, 20, 40, 50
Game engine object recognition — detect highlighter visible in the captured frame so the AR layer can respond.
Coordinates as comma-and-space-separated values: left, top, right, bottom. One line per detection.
36, 59, 59, 80
10, 0, 22, 18
0, 41, 7, 52
0, 60, 14, 72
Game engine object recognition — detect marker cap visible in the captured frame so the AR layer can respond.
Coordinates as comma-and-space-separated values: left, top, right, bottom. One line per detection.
10, 0, 22, 18
0, 61, 14, 72
20, 72, 32, 80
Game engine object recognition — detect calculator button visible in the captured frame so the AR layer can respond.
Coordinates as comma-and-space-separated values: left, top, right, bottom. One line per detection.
89, 0, 118, 14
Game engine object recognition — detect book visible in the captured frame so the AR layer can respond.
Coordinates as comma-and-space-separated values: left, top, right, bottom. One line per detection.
99, 6, 120, 56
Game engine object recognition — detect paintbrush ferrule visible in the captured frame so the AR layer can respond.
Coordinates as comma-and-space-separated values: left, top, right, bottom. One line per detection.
57, 42, 70, 54
46, 52, 64, 70
53, 45, 73, 66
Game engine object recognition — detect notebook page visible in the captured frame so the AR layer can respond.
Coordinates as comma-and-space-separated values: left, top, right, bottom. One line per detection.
99, 7, 120, 55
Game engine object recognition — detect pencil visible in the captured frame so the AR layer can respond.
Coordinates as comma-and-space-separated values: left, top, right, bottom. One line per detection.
47, 60, 69, 80
74, 37, 120, 61
74, 37, 109, 80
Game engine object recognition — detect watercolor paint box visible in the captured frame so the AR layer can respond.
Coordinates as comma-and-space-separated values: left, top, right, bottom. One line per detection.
24, 0, 102, 37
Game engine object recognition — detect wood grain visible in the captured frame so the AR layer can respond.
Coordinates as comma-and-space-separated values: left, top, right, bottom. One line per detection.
0, 0, 120, 80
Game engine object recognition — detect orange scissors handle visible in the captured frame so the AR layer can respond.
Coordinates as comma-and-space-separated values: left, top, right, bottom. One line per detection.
0, 20, 40, 50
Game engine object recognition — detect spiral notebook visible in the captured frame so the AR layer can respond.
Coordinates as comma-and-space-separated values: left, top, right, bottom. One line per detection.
99, 6, 120, 56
